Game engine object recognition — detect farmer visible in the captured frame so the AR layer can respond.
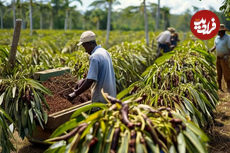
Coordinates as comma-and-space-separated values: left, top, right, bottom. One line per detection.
170, 32, 180, 51
209, 24, 230, 92
156, 27, 175, 56
67, 31, 117, 103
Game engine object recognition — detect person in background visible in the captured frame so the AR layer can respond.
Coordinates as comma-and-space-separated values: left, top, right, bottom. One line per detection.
209, 24, 230, 92
170, 32, 180, 51
67, 31, 117, 104
156, 27, 175, 56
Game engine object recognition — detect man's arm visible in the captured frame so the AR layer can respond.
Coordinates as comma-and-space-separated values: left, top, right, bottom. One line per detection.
165, 33, 171, 46
68, 79, 95, 101
209, 45, 216, 53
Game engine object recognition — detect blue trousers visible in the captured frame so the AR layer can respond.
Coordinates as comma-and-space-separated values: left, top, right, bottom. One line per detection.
158, 43, 170, 53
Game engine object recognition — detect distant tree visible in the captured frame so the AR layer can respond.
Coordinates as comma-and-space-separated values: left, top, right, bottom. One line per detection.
90, 0, 120, 47
192, 6, 200, 12
143, 0, 149, 46
51, 0, 62, 29
176, 9, 192, 31
68, 6, 76, 29
63, 0, 82, 31
161, 6, 170, 29
219, 0, 230, 17
198, 0, 229, 18
12, 0, 16, 27
29, 0, 32, 35
90, 9, 103, 30
149, 2, 157, 19
16, 0, 27, 29
0, 0, 4, 28
38, 0, 46, 29
156, 0, 160, 30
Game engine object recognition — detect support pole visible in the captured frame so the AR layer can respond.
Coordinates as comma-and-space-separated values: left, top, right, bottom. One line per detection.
8, 19, 22, 68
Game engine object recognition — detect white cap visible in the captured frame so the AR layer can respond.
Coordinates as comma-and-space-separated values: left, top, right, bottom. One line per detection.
77, 31, 96, 46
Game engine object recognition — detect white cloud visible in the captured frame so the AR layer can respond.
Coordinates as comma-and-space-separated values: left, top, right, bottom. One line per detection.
113, 0, 222, 14
4, 0, 223, 14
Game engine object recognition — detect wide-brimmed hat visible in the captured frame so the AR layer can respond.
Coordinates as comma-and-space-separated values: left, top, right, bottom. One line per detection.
77, 31, 96, 46
167, 27, 175, 33
219, 24, 228, 31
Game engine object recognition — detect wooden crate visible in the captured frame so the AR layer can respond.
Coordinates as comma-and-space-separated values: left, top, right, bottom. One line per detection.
34, 67, 71, 81
28, 101, 91, 143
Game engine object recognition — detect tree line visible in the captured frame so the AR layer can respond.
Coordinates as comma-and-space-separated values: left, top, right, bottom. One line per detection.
0, 0, 229, 46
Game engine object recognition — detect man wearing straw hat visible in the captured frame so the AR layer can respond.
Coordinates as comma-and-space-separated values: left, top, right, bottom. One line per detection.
67, 31, 116, 103
210, 24, 230, 92
156, 27, 176, 57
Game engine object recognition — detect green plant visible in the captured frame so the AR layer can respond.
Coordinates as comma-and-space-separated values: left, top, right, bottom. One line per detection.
0, 108, 15, 153
118, 41, 218, 127
0, 75, 51, 138
45, 93, 209, 153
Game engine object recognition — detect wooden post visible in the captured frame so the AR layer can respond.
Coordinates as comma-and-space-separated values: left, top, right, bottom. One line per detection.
8, 19, 22, 68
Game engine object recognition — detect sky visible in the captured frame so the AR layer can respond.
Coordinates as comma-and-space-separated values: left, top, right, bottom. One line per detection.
75, 0, 223, 14
3, 0, 223, 15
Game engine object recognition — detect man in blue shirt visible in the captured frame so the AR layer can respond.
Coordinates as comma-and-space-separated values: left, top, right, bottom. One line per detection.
210, 24, 230, 92
68, 31, 117, 103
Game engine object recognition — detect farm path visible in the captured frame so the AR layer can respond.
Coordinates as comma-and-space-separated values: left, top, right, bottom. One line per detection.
11, 132, 47, 153
209, 89, 230, 153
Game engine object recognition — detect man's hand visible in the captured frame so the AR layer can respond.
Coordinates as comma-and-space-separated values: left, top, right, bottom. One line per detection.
67, 92, 77, 101
67, 79, 95, 103
209, 45, 216, 53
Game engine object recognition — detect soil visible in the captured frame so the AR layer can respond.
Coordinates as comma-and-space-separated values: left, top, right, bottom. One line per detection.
209, 81, 230, 153
42, 73, 91, 114
10, 73, 91, 153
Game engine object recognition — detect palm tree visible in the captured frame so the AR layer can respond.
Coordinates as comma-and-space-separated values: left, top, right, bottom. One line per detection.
106, 0, 112, 47
0, 0, 4, 29
51, 0, 63, 29
121, 2, 149, 46
29, 0, 32, 35
12, 0, 16, 27
15, 0, 30, 29
17, 0, 33, 33
156, 0, 160, 30
63, 0, 82, 31
143, 0, 149, 46
68, 6, 74, 30
219, 0, 230, 17
46, 1, 53, 29
161, 7, 170, 30
90, 0, 120, 47
39, 0, 43, 29
90, 9, 103, 30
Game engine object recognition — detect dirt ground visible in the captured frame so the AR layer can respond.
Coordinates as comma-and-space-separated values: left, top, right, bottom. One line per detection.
209, 90, 230, 153
11, 132, 47, 153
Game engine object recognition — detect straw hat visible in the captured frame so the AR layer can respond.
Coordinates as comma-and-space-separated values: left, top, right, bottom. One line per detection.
219, 24, 228, 31
167, 27, 175, 33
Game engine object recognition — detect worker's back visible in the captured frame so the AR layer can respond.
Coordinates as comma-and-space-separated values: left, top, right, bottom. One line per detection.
157, 30, 171, 44
87, 45, 116, 103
